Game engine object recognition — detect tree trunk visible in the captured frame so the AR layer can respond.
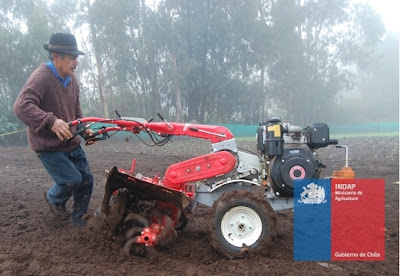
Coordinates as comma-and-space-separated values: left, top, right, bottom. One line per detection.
172, 54, 183, 122
87, 0, 109, 118
149, 50, 159, 116
258, 65, 265, 123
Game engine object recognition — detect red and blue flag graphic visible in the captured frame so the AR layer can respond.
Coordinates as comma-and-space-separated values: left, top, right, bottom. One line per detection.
294, 178, 385, 261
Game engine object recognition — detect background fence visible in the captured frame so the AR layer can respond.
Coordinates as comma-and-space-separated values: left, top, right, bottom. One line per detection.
221, 122, 399, 138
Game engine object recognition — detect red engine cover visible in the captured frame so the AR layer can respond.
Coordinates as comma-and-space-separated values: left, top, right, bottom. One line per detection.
163, 151, 236, 190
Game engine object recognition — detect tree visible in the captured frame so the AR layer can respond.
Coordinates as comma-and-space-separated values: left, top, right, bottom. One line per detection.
268, 0, 386, 125
0, 0, 51, 144
0, 0, 392, 146
336, 32, 399, 124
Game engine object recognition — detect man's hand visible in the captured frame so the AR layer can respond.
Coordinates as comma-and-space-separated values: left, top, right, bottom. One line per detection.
51, 119, 72, 141
84, 128, 96, 145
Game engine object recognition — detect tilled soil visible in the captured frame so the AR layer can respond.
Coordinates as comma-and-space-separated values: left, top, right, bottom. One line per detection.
0, 136, 398, 276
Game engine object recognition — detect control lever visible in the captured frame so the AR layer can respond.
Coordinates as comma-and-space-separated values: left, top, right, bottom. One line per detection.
83, 128, 110, 144
67, 120, 100, 144
115, 110, 148, 123
189, 127, 226, 138
67, 121, 87, 142
115, 110, 122, 118
157, 113, 173, 129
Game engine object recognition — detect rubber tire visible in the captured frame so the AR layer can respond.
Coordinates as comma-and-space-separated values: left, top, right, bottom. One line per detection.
209, 189, 277, 258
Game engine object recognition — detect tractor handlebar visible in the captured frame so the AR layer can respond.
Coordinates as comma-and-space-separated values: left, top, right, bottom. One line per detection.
67, 115, 234, 145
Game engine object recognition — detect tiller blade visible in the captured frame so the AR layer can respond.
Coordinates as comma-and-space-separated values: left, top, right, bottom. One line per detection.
98, 166, 189, 254
100, 166, 190, 217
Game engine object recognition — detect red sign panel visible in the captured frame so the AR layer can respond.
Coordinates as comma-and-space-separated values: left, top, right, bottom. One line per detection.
331, 179, 385, 261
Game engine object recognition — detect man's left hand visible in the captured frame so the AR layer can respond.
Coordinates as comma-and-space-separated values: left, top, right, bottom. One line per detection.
84, 129, 96, 145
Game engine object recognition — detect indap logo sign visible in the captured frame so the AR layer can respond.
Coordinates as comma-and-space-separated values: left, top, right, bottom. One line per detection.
294, 178, 385, 261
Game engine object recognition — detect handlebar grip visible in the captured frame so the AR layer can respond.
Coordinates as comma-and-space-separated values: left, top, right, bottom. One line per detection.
157, 113, 165, 120
67, 121, 73, 127
115, 110, 122, 118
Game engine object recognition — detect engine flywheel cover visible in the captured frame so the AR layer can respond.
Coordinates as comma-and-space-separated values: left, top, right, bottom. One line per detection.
271, 156, 318, 196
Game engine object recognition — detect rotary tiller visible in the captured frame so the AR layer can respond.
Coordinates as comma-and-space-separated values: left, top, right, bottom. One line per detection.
68, 112, 338, 257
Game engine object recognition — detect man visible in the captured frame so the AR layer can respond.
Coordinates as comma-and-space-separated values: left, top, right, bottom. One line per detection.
14, 33, 94, 227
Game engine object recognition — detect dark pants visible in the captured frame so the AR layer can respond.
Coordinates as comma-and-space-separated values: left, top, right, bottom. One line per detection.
36, 145, 93, 226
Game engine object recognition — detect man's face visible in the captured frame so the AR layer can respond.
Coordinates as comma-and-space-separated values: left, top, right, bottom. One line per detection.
53, 53, 79, 78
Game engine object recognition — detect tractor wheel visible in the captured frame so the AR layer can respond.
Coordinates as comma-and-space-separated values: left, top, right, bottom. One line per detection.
209, 189, 277, 258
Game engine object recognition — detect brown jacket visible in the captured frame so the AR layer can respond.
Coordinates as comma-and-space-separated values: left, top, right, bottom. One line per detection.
14, 63, 83, 151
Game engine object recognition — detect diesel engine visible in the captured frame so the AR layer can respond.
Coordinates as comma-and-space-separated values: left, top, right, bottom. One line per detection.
257, 117, 338, 197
